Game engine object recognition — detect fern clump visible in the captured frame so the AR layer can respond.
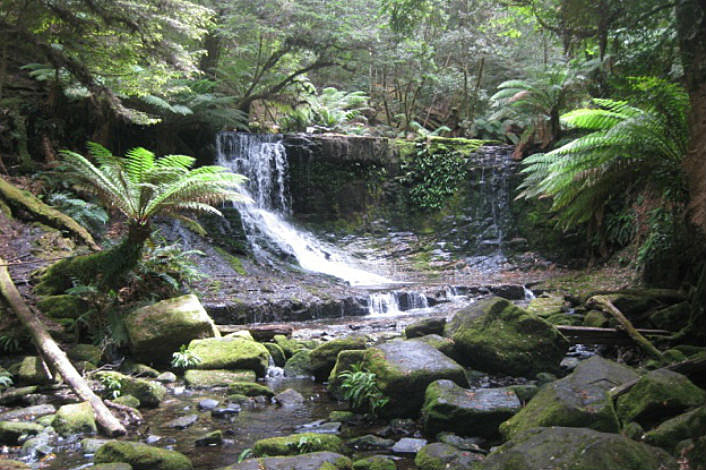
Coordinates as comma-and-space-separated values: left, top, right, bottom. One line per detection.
339, 364, 389, 417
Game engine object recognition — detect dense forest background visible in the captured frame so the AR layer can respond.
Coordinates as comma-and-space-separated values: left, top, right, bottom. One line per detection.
1, 0, 705, 288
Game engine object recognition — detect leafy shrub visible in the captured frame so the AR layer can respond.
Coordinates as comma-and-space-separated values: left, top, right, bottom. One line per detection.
339, 364, 389, 417
171, 344, 201, 369
99, 374, 122, 399
0, 368, 13, 390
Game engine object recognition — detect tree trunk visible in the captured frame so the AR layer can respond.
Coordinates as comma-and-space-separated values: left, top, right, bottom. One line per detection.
677, 0, 706, 234
0, 256, 126, 437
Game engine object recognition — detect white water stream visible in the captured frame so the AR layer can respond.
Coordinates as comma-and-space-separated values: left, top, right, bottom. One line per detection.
216, 132, 392, 287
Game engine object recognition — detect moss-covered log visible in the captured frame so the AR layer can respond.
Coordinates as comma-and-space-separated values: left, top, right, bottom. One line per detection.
0, 176, 99, 250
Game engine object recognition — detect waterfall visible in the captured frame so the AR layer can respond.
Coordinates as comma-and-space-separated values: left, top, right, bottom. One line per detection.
367, 290, 429, 315
216, 132, 392, 286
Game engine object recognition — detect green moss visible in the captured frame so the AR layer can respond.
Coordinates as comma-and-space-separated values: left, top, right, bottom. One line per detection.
352, 456, 396, 470
113, 394, 140, 408
329, 410, 355, 422
67, 344, 102, 365
264, 342, 286, 367
52, 402, 97, 436
414, 442, 483, 470
95, 440, 193, 470
0, 421, 44, 445
309, 336, 367, 380
274, 334, 316, 358
227, 382, 274, 397
214, 246, 247, 275
253, 433, 345, 456
526, 295, 565, 317
188, 337, 270, 377
95, 371, 166, 408
183, 369, 255, 387
644, 406, 706, 453
36, 295, 89, 319
12, 356, 53, 385
284, 350, 314, 377
328, 349, 366, 399
584, 310, 610, 327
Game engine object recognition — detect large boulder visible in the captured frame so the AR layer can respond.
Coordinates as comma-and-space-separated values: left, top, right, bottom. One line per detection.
217, 451, 351, 470
184, 369, 256, 388
95, 440, 192, 470
499, 356, 639, 439
253, 433, 345, 456
616, 369, 706, 428
125, 295, 220, 364
444, 297, 569, 376
405, 318, 446, 338
95, 372, 166, 408
0, 421, 44, 445
327, 350, 366, 400
414, 442, 484, 470
188, 337, 270, 377
10, 356, 53, 385
52, 402, 96, 436
644, 405, 706, 453
362, 340, 468, 417
284, 350, 314, 377
422, 379, 521, 437
67, 344, 103, 365
309, 336, 367, 380
479, 427, 678, 470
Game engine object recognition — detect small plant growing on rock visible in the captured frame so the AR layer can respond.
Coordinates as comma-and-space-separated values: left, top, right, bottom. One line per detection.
295, 435, 323, 454
0, 368, 13, 390
340, 363, 389, 417
99, 374, 122, 399
171, 344, 201, 369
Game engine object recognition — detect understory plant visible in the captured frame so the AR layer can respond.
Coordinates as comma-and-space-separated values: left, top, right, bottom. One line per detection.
171, 344, 201, 369
35, 143, 248, 294
339, 363, 388, 417
0, 368, 13, 390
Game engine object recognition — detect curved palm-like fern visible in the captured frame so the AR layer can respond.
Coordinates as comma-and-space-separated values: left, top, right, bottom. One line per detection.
36, 144, 248, 294
517, 78, 689, 231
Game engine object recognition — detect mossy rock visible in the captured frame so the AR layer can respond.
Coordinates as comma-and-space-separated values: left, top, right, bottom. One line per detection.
544, 313, 583, 326
184, 369, 256, 387
36, 294, 89, 319
362, 340, 467, 418
405, 318, 446, 338
67, 344, 103, 365
482, 426, 677, 470
274, 335, 318, 358
526, 295, 565, 317
682, 435, 706, 470
92, 464, 133, 470
352, 455, 396, 470
284, 350, 314, 377
225, 330, 255, 341
616, 369, 706, 428
121, 362, 160, 378
253, 432, 345, 457
113, 394, 141, 409
219, 451, 352, 470
11, 356, 53, 385
444, 297, 569, 376
95, 372, 166, 408
309, 336, 367, 380
508, 384, 539, 403
422, 379, 521, 437
227, 382, 274, 398
126, 294, 220, 364
500, 356, 639, 440
189, 337, 270, 377
52, 401, 96, 437
643, 405, 706, 453
414, 442, 483, 470
0, 421, 44, 445
583, 310, 610, 328
648, 302, 691, 331
329, 411, 355, 422
264, 343, 286, 367
328, 350, 366, 399
95, 440, 193, 470
410, 334, 456, 358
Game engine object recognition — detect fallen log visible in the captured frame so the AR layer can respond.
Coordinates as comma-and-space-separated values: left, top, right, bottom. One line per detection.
0, 256, 125, 436
556, 325, 672, 345
587, 295, 664, 361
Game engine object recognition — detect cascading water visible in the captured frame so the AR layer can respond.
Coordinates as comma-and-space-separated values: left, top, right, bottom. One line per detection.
216, 132, 392, 286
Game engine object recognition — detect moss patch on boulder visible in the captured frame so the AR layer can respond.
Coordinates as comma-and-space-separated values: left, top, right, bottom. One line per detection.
264, 343, 286, 367
414, 442, 483, 470
95, 372, 166, 408
352, 456, 396, 470
0, 421, 44, 445
11, 356, 53, 385
227, 382, 274, 397
36, 294, 89, 319
644, 406, 706, 453
68, 344, 103, 365
189, 337, 270, 377
253, 433, 345, 457
52, 402, 96, 436
284, 350, 314, 377
95, 440, 192, 470
309, 336, 367, 380
184, 369, 256, 387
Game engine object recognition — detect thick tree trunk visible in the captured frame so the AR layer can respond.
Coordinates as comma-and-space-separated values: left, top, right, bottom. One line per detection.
677, 0, 706, 234
0, 256, 126, 436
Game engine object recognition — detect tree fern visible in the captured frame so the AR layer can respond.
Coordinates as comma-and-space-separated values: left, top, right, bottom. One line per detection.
517, 77, 689, 231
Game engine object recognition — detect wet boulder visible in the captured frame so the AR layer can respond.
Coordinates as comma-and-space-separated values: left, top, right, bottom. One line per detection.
67, 344, 103, 365
422, 379, 521, 437
10, 356, 53, 385
52, 402, 96, 436
125, 294, 220, 364
499, 356, 639, 439
444, 297, 569, 376
405, 318, 446, 338
184, 369, 256, 387
616, 369, 706, 428
362, 340, 468, 417
0, 421, 44, 445
95, 371, 166, 408
95, 440, 193, 470
253, 432, 345, 456
526, 294, 565, 318
480, 427, 677, 470
328, 349, 366, 400
644, 405, 706, 453
409, 335, 456, 359
274, 335, 318, 359
264, 343, 286, 367
414, 442, 484, 470
188, 337, 270, 377
309, 335, 367, 380
284, 350, 314, 377
228, 382, 274, 398
352, 455, 396, 470
218, 451, 351, 470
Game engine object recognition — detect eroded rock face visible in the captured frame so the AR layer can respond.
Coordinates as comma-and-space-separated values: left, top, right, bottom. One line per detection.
422, 379, 521, 437
480, 427, 678, 470
616, 369, 706, 428
444, 296, 569, 376
125, 294, 220, 364
362, 340, 468, 418
499, 356, 639, 439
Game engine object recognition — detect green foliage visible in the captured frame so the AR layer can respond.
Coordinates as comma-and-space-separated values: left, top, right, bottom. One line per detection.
46, 192, 108, 236
279, 86, 371, 133
296, 435, 324, 454
99, 373, 122, 399
171, 344, 202, 369
638, 208, 678, 267
339, 363, 389, 417
236, 448, 253, 463
0, 368, 13, 390
0, 329, 27, 353
63, 281, 128, 350
517, 77, 689, 232
397, 142, 467, 210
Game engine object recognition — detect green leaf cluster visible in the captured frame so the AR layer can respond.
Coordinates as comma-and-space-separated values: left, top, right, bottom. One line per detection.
339, 363, 389, 417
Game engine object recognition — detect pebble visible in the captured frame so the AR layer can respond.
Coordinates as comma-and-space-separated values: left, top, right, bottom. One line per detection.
198, 399, 220, 410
